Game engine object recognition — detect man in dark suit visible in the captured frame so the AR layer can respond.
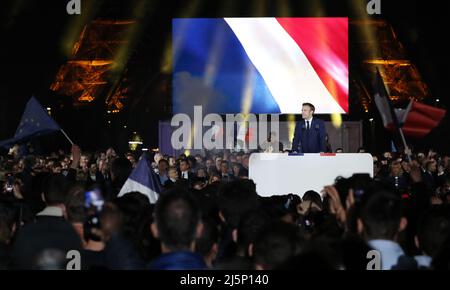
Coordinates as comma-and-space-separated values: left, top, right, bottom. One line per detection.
219, 160, 235, 183
385, 161, 410, 194
291, 103, 327, 153
11, 174, 82, 269
178, 159, 195, 188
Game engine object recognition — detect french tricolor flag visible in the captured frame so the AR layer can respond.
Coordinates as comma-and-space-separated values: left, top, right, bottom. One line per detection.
118, 154, 161, 204
173, 18, 348, 114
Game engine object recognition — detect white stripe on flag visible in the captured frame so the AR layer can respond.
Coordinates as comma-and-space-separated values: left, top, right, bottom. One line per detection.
118, 179, 159, 204
224, 17, 346, 114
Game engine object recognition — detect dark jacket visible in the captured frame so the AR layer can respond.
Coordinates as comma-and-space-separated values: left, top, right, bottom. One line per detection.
0, 242, 12, 270
220, 173, 235, 183
385, 174, 410, 193
164, 179, 177, 189
11, 209, 82, 269
292, 118, 327, 153
86, 171, 105, 187
422, 171, 438, 193
103, 234, 146, 270
179, 171, 195, 182
148, 251, 207, 270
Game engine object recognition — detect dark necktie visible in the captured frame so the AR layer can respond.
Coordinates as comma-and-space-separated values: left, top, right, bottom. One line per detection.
306, 121, 310, 130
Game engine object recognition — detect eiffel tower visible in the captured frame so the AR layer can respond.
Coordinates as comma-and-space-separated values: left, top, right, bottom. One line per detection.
50, 19, 134, 112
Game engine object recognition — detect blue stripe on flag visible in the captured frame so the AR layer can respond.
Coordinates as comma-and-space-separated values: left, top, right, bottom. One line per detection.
128, 155, 161, 194
173, 18, 280, 114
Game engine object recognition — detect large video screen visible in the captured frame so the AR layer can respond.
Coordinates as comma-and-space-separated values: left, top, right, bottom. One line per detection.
173, 18, 348, 115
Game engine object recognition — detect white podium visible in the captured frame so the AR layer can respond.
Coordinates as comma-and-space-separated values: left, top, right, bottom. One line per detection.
249, 153, 373, 197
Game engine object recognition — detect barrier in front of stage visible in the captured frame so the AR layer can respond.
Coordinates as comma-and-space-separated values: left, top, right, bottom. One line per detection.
249, 153, 373, 197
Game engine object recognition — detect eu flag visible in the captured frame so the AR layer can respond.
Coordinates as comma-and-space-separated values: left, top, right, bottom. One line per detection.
0, 96, 61, 148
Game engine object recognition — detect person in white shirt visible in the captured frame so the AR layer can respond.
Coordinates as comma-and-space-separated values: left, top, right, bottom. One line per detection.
358, 190, 410, 270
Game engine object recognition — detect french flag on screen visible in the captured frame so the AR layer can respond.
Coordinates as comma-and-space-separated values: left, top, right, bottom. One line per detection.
173, 18, 348, 115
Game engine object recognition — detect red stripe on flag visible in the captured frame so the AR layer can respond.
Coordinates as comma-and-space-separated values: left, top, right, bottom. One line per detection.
320, 153, 336, 156
276, 18, 349, 113
402, 101, 446, 138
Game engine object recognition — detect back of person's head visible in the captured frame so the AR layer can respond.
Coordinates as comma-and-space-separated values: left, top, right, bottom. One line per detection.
0, 203, 16, 244
114, 192, 152, 233
99, 202, 123, 240
302, 190, 323, 210
359, 190, 405, 241
42, 173, 69, 206
236, 209, 270, 257
114, 192, 155, 260
332, 174, 374, 210
153, 188, 202, 252
417, 205, 450, 258
110, 157, 132, 183
65, 184, 85, 223
217, 179, 260, 228
332, 176, 351, 207
357, 147, 366, 153
261, 196, 294, 222
195, 218, 219, 264
253, 221, 304, 270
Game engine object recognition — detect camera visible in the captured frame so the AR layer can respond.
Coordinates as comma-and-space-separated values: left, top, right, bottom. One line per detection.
5, 173, 14, 192
331, 173, 372, 206
351, 173, 371, 202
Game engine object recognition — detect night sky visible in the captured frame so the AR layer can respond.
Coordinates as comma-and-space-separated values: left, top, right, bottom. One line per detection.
1, 0, 449, 153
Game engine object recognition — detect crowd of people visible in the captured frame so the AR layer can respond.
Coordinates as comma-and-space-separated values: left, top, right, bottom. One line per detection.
0, 143, 450, 270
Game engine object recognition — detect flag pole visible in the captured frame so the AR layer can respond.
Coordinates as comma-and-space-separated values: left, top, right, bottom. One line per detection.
375, 67, 412, 163
398, 127, 412, 163
60, 129, 74, 145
